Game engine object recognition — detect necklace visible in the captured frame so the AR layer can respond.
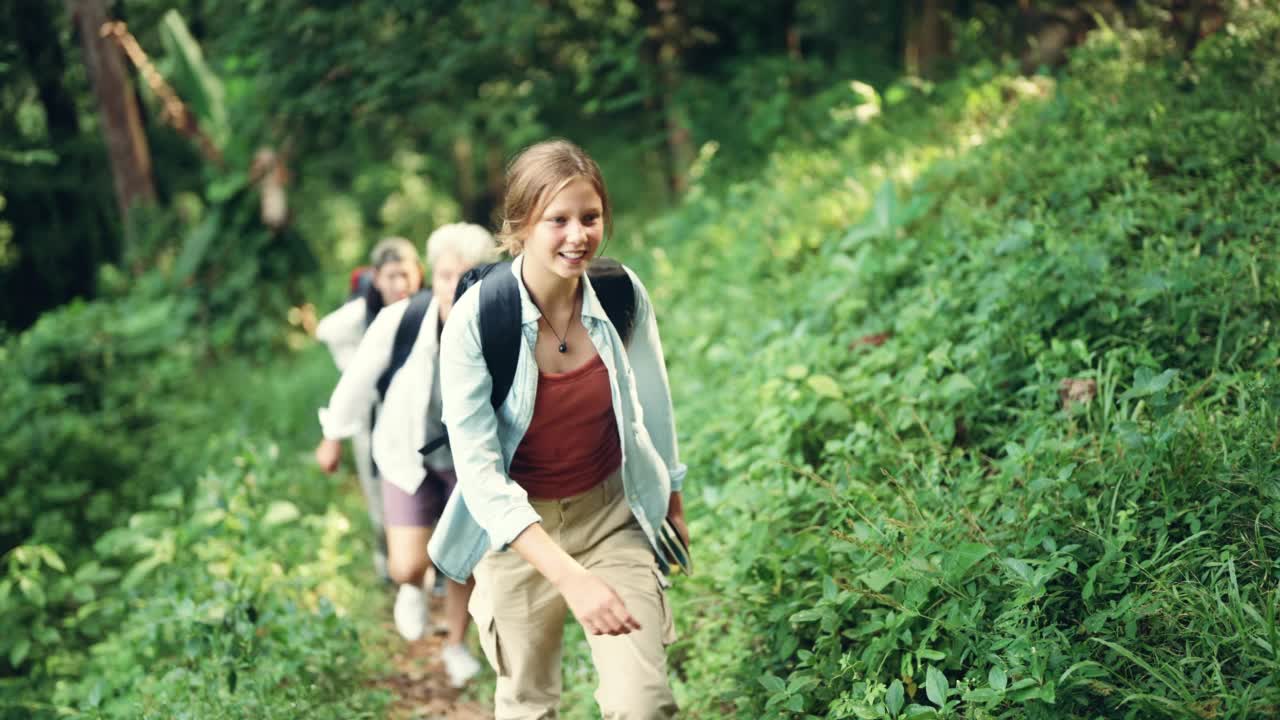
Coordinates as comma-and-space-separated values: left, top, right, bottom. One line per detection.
522, 264, 576, 354
542, 310, 572, 353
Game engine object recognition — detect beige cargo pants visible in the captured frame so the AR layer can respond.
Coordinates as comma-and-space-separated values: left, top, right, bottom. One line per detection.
469, 470, 678, 720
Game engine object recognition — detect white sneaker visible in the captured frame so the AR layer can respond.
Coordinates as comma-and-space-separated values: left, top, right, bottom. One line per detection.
392, 583, 428, 641
441, 644, 482, 688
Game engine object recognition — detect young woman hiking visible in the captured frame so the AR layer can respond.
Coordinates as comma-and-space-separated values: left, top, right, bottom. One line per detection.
429, 139, 688, 719
316, 224, 497, 687
315, 237, 423, 580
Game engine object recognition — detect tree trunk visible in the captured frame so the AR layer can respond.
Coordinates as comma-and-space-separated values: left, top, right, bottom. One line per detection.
781, 0, 802, 61
650, 0, 701, 194
67, 0, 155, 219
481, 142, 504, 228
451, 134, 478, 222
450, 134, 503, 228
904, 0, 953, 78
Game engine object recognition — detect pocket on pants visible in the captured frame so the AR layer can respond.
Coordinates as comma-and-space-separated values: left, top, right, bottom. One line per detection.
473, 609, 507, 677
651, 567, 677, 646
469, 581, 507, 679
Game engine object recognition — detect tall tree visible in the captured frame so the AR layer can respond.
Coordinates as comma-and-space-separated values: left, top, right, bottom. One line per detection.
904, 0, 953, 77
641, 0, 698, 195
67, 0, 155, 219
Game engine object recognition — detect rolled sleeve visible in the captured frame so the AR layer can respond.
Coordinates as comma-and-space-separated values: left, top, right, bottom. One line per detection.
624, 270, 688, 492
439, 288, 541, 549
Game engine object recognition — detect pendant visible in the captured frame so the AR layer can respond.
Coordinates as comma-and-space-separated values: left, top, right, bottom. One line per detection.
558, 342, 568, 353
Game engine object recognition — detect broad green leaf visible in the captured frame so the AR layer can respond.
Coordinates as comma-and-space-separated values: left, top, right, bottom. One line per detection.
822, 575, 839, 601
789, 676, 819, 694
263, 500, 301, 526
964, 687, 1001, 703
886, 679, 905, 716
858, 568, 895, 592
789, 608, 823, 624
154, 488, 184, 509
760, 674, 785, 694
851, 703, 879, 719
38, 547, 66, 573
989, 665, 1008, 691
159, 10, 229, 148
925, 665, 948, 706
940, 373, 976, 399
1003, 558, 1034, 584
173, 212, 222, 280
807, 374, 843, 399
1119, 367, 1177, 401
9, 638, 30, 666
945, 543, 991, 579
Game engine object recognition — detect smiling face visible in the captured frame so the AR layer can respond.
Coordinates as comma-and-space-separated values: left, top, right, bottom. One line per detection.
520, 176, 605, 282
497, 140, 612, 260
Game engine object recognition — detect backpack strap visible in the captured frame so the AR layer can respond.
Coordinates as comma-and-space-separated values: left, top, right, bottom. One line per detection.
418, 262, 513, 462
354, 269, 381, 329
376, 289, 432, 400
475, 262, 520, 409
586, 257, 636, 345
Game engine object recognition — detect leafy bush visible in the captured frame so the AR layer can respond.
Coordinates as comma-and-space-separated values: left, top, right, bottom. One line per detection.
590, 9, 1280, 720
43, 436, 387, 719
0, 275, 386, 717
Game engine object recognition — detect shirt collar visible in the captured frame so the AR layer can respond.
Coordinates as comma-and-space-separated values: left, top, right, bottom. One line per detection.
510, 254, 611, 326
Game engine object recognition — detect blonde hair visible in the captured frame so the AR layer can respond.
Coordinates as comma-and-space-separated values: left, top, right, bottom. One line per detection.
369, 236, 421, 270
497, 139, 612, 256
426, 222, 500, 268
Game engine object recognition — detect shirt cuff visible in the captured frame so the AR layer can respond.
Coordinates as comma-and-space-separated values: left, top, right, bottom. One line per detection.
317, 407, 366, 440
668, 463, 688, 492
488, 506, 544, 552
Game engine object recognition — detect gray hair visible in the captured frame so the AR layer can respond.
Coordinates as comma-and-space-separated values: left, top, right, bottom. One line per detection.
426, 222, 500, 268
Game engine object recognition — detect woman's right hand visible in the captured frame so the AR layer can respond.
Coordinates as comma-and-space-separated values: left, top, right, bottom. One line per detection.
314, 438, 342, 474
556, 568, 641, 636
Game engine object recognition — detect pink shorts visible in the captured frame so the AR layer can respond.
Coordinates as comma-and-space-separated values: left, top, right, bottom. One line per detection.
381, 467, 456, 528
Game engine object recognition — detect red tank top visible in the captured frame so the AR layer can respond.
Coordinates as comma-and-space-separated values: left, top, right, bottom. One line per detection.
508, 353, 621, 499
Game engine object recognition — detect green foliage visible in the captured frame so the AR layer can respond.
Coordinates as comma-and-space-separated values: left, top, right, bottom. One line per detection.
156, 9, 230, 151
40, 437, 387, 719
0, 278, 201, 554
0, 281, 386, 717
5, 5, 1280, 719
592, 9, 1280, 719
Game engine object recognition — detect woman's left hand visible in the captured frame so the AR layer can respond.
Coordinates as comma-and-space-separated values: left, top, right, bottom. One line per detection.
667, 491, 690, 548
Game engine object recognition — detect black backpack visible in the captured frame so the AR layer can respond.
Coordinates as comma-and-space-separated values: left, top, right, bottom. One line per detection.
419, 257, 635, 457
375, 288, 433, 401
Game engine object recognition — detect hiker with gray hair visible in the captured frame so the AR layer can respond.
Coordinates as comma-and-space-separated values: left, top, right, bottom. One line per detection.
318, 224, 498, 688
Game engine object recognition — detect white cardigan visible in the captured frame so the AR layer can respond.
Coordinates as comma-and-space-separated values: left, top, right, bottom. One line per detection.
314, 298, 367, 372
317, 295, 448, 494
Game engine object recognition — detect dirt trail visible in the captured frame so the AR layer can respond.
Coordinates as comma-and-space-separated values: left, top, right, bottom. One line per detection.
378, 590, 493, 720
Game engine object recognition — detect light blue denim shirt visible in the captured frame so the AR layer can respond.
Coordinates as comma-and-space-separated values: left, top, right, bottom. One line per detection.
427, 255, 687, 582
